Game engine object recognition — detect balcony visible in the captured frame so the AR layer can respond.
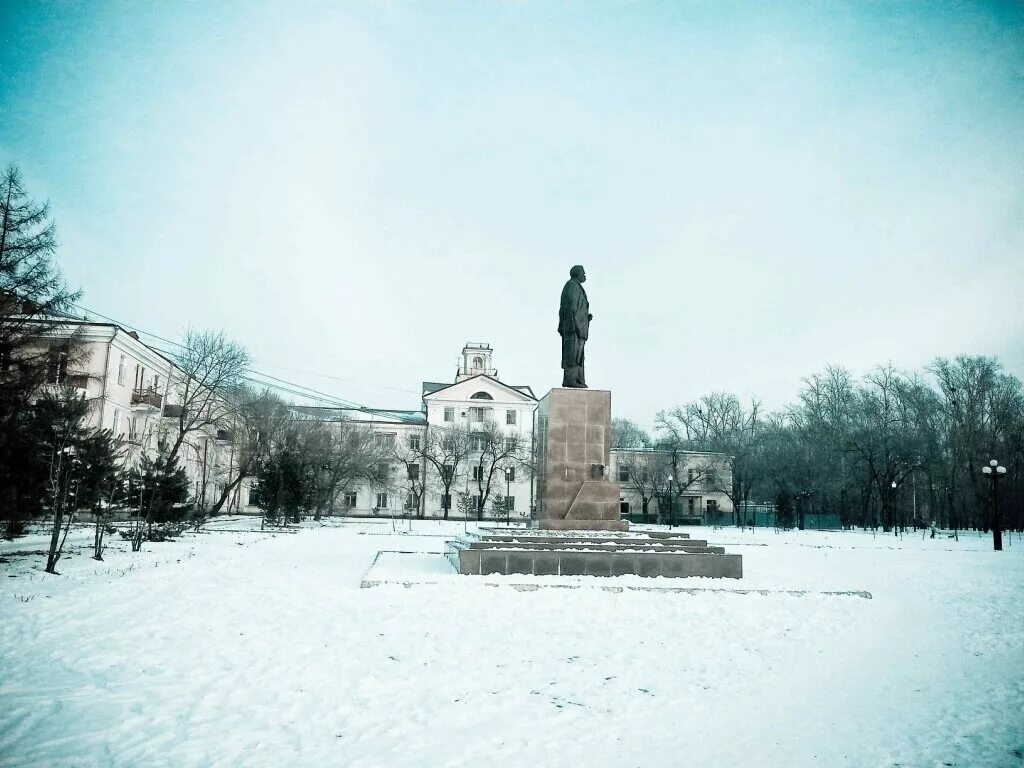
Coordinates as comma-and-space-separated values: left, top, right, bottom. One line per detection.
131, 387, 163, 409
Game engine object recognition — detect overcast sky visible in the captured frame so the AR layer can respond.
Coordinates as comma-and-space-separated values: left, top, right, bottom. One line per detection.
2, 1, 1022, 428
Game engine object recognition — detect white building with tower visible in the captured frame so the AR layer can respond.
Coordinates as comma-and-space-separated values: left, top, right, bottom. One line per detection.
314, 343, 538, 520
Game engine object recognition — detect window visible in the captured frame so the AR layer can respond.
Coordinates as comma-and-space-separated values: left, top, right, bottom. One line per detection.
376, 461, 390, 476
408, 434, 421, 451
405, 493, 417, 510
688, 498, 696, 514
506, 496, 515, 511
441, 493, 452, 511
505, 467, 516, 482
618, 465, 630, 482
374, 433, 396, 447
473, 495, 483, 512
472, 356, 483, 370
506, 410, 516, 425
472, 465, 483, 481
343, 492, 357, 508
441, 464, 454, 483
468, 406, 486, 422
153, 374, 160, 390
444, 407, 454, 422
117, 354, 126, 385
504, 437, 516, 451
470, 391, 493, 400
706, 469, 718, 486
112, 409, 121, 435
688, 469, 694, 483
129, 416, 139, 441
375, 493, 388, 509
46, 347, 68, 384
407, 462, 420, 480
707, 499, 719, 513
470, 435, 485, 451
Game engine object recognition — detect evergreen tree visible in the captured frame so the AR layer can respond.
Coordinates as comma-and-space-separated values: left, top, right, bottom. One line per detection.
127, 450, 190, 549
75, 428, 125, 560
0, 164, 82, 534
775, 489, 795, 530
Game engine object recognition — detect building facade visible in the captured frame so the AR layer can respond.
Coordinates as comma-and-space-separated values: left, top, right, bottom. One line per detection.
316, 343, 538, 520
35, 320, 249, 512
610, 448, 735, 524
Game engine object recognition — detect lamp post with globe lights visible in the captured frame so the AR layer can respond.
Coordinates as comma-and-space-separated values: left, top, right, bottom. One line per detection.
981, 459, 1007, 551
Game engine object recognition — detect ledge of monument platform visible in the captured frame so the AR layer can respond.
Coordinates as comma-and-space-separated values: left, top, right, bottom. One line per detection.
539, 519, 629, 532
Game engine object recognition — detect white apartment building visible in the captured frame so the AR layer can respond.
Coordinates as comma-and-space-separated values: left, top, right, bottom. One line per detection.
315, 343, 538, 519
610, 448, 734, 523
36, 320, 249, 511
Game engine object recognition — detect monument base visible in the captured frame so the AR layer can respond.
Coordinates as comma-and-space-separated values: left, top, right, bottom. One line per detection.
539, 519, 629, 531
446, 531, 743, 579
535, 388, 623, 530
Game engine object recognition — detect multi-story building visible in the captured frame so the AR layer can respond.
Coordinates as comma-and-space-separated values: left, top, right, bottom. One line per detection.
33, 319, 249, 511
610, 448, 734, 524
308, 343, 538, 520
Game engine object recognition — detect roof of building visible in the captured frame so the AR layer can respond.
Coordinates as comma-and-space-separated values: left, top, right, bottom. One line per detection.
29, 317, 180, 369
290, 405, 426, 425
422, 381, 449, 396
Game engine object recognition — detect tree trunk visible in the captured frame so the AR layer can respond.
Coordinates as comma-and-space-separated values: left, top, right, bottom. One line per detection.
208, 472, 247, 515
45, 507, 63, 573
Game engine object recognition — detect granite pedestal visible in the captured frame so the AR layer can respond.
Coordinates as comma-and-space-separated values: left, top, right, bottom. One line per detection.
535, 388, 626, 531
445, 531, 743, 579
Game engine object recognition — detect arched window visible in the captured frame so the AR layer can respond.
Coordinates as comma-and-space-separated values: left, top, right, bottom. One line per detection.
470, 391, 493, 400
472, 356, 484, 370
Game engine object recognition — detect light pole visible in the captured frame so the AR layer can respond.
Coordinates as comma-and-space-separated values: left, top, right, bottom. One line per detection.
982, 459, 1007, 551
505, 467, 512, 526
667, 475, 673, 529
891, 480, 899, 537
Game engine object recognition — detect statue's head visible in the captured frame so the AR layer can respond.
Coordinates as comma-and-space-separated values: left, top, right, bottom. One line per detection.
570, 264, 586, 283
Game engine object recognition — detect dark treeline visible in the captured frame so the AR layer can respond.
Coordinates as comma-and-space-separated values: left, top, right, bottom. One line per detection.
654, 357, 1023, 537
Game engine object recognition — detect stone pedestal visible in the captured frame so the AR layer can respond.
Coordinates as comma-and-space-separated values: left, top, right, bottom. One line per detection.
535, 388, 627, 531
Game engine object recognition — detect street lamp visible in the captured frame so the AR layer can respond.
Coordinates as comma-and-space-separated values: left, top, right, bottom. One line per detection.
982, 459, 1007, 551
667, 475, 674, 529
504, 467, 512, 526
891, 480, 899, 536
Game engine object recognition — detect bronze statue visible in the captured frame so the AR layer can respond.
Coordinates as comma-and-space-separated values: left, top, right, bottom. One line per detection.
558, 265, 592, 388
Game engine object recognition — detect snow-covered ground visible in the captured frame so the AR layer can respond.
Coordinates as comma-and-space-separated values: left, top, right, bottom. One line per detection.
1, 518, 1022, 767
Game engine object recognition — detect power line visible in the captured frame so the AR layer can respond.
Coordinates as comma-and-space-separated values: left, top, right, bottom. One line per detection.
69, 302, 422, 421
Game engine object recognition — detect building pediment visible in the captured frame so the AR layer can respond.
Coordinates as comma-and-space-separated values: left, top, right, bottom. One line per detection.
421, 375, 537, 404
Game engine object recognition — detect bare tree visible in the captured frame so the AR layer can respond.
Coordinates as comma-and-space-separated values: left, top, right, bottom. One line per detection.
657, 392, 761, 526
164, 329, 250, 466
391, 431, 428, 519
206, 388, 291, 515
468, 420, 528, 521
311, 418, 392, 520
416, 425, 471, 519
611, 417, 650, 450
617, 451, 667, 523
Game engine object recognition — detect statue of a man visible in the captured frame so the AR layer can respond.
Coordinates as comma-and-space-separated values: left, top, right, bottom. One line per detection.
558, 265, 592, 388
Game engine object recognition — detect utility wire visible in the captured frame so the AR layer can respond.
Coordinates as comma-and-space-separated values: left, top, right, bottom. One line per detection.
70, 302, 422, 421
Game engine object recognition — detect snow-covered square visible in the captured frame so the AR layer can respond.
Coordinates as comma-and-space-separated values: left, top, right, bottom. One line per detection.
2, 519, 1022, 767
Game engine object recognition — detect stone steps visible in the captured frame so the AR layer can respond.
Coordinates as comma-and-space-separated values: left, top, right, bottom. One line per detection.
446, 533, 742, 579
